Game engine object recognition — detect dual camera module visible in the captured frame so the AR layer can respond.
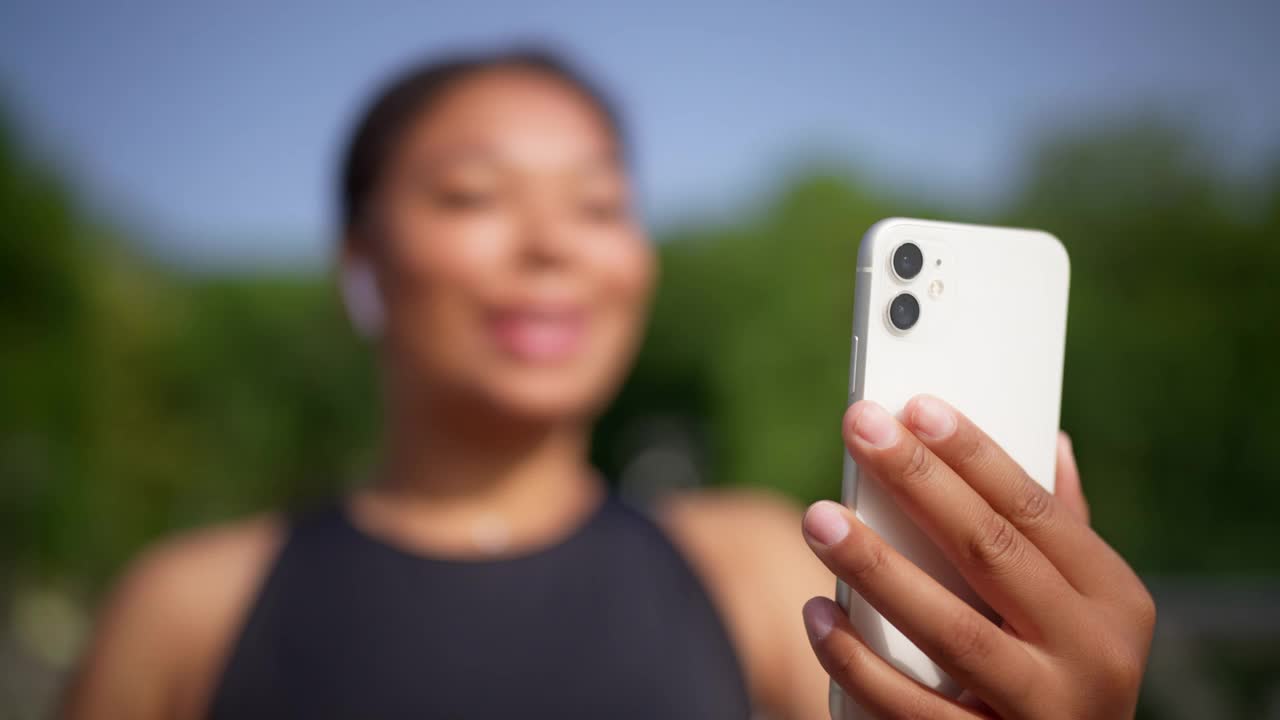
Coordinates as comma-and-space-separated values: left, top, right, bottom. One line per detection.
888, 242, 924, 332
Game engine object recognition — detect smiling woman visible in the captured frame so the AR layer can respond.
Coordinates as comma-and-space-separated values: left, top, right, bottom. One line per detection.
60, 47, 1153, 720
59, 48, 816, 719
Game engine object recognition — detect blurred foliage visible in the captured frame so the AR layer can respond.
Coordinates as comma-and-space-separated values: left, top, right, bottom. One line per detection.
0, 114, 377, 590
2, 107, 1278, 606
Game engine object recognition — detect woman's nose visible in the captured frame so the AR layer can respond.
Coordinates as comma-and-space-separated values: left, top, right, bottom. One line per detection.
516, 201, 576, 270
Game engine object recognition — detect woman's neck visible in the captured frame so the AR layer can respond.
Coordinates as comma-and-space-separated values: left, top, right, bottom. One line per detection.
350, 386, 603, 558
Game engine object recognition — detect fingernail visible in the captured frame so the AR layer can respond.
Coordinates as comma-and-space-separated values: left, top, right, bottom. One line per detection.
1059, 431, 1074, 453
851, 402, 898, 448
803, 501, 850, 546
803, 597, 839, 642
910, 395, 956, 440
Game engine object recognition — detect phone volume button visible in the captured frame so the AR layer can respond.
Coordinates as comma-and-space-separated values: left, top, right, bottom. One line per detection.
847, 335, 860, 404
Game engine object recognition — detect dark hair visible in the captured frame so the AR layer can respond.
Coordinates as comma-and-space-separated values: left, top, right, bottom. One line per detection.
339, 47, 626, 234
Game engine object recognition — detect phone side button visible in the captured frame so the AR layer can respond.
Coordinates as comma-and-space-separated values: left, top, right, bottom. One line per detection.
847, 335, 860, 403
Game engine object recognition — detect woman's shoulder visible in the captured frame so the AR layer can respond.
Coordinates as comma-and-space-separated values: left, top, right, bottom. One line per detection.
656, 487, 803, 543
127, 512, 283, 587
655, 487, 819, 585
64, 513, 285, 720
654, 488, 835, 718
115, 513, 286, 631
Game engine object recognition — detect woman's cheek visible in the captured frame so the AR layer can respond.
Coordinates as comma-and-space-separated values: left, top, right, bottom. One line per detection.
377, 214, 511, 372
592, 229, 655, 307
395, 214, 514, 279
590, 231, 655, 384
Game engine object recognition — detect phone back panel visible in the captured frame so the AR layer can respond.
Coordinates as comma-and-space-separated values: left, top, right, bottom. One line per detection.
833, 218, 1070, 717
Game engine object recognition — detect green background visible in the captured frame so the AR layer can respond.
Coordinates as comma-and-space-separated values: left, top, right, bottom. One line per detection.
2, 109, 1278, 717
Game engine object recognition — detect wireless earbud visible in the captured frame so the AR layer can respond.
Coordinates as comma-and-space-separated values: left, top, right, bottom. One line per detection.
340, 261, 386, 339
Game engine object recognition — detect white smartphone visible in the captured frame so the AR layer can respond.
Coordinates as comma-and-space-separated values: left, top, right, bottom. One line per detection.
832, 218, 1070, 719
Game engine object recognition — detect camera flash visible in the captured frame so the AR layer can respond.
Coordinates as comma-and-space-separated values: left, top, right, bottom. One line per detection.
928, 279, 945, 299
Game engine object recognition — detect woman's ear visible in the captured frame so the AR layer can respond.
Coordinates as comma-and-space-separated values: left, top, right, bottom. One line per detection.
340, 254, 386, 339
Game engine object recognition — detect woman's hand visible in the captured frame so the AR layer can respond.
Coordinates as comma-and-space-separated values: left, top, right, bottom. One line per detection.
801, 395, 1155, 719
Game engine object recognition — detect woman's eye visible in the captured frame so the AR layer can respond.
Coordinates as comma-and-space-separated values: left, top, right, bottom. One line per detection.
433, 188, 495, 211
579, 196, 626, 223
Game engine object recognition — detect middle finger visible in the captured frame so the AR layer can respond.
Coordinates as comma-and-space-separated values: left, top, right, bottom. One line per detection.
902, 395, 1138, 601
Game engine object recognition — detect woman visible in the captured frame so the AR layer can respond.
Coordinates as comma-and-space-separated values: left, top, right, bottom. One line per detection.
65, 49, 1154, 719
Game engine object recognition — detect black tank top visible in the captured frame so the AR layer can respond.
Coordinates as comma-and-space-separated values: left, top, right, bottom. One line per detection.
208, 495, 751, 718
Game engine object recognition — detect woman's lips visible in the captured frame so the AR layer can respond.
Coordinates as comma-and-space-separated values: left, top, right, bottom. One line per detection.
489, 307, 586, 363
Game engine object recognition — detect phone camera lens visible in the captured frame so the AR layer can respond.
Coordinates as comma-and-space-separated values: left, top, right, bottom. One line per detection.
892, 242, 924, 281
888, 293, 920, 331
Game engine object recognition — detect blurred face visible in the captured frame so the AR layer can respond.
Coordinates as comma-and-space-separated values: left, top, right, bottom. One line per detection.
352, 67, 655, 422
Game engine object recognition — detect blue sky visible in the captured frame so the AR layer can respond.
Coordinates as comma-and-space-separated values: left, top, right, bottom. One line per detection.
2, 0, 1276, 267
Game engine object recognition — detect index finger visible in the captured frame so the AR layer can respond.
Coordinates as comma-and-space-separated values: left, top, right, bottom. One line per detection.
902, 395, 1138, 601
